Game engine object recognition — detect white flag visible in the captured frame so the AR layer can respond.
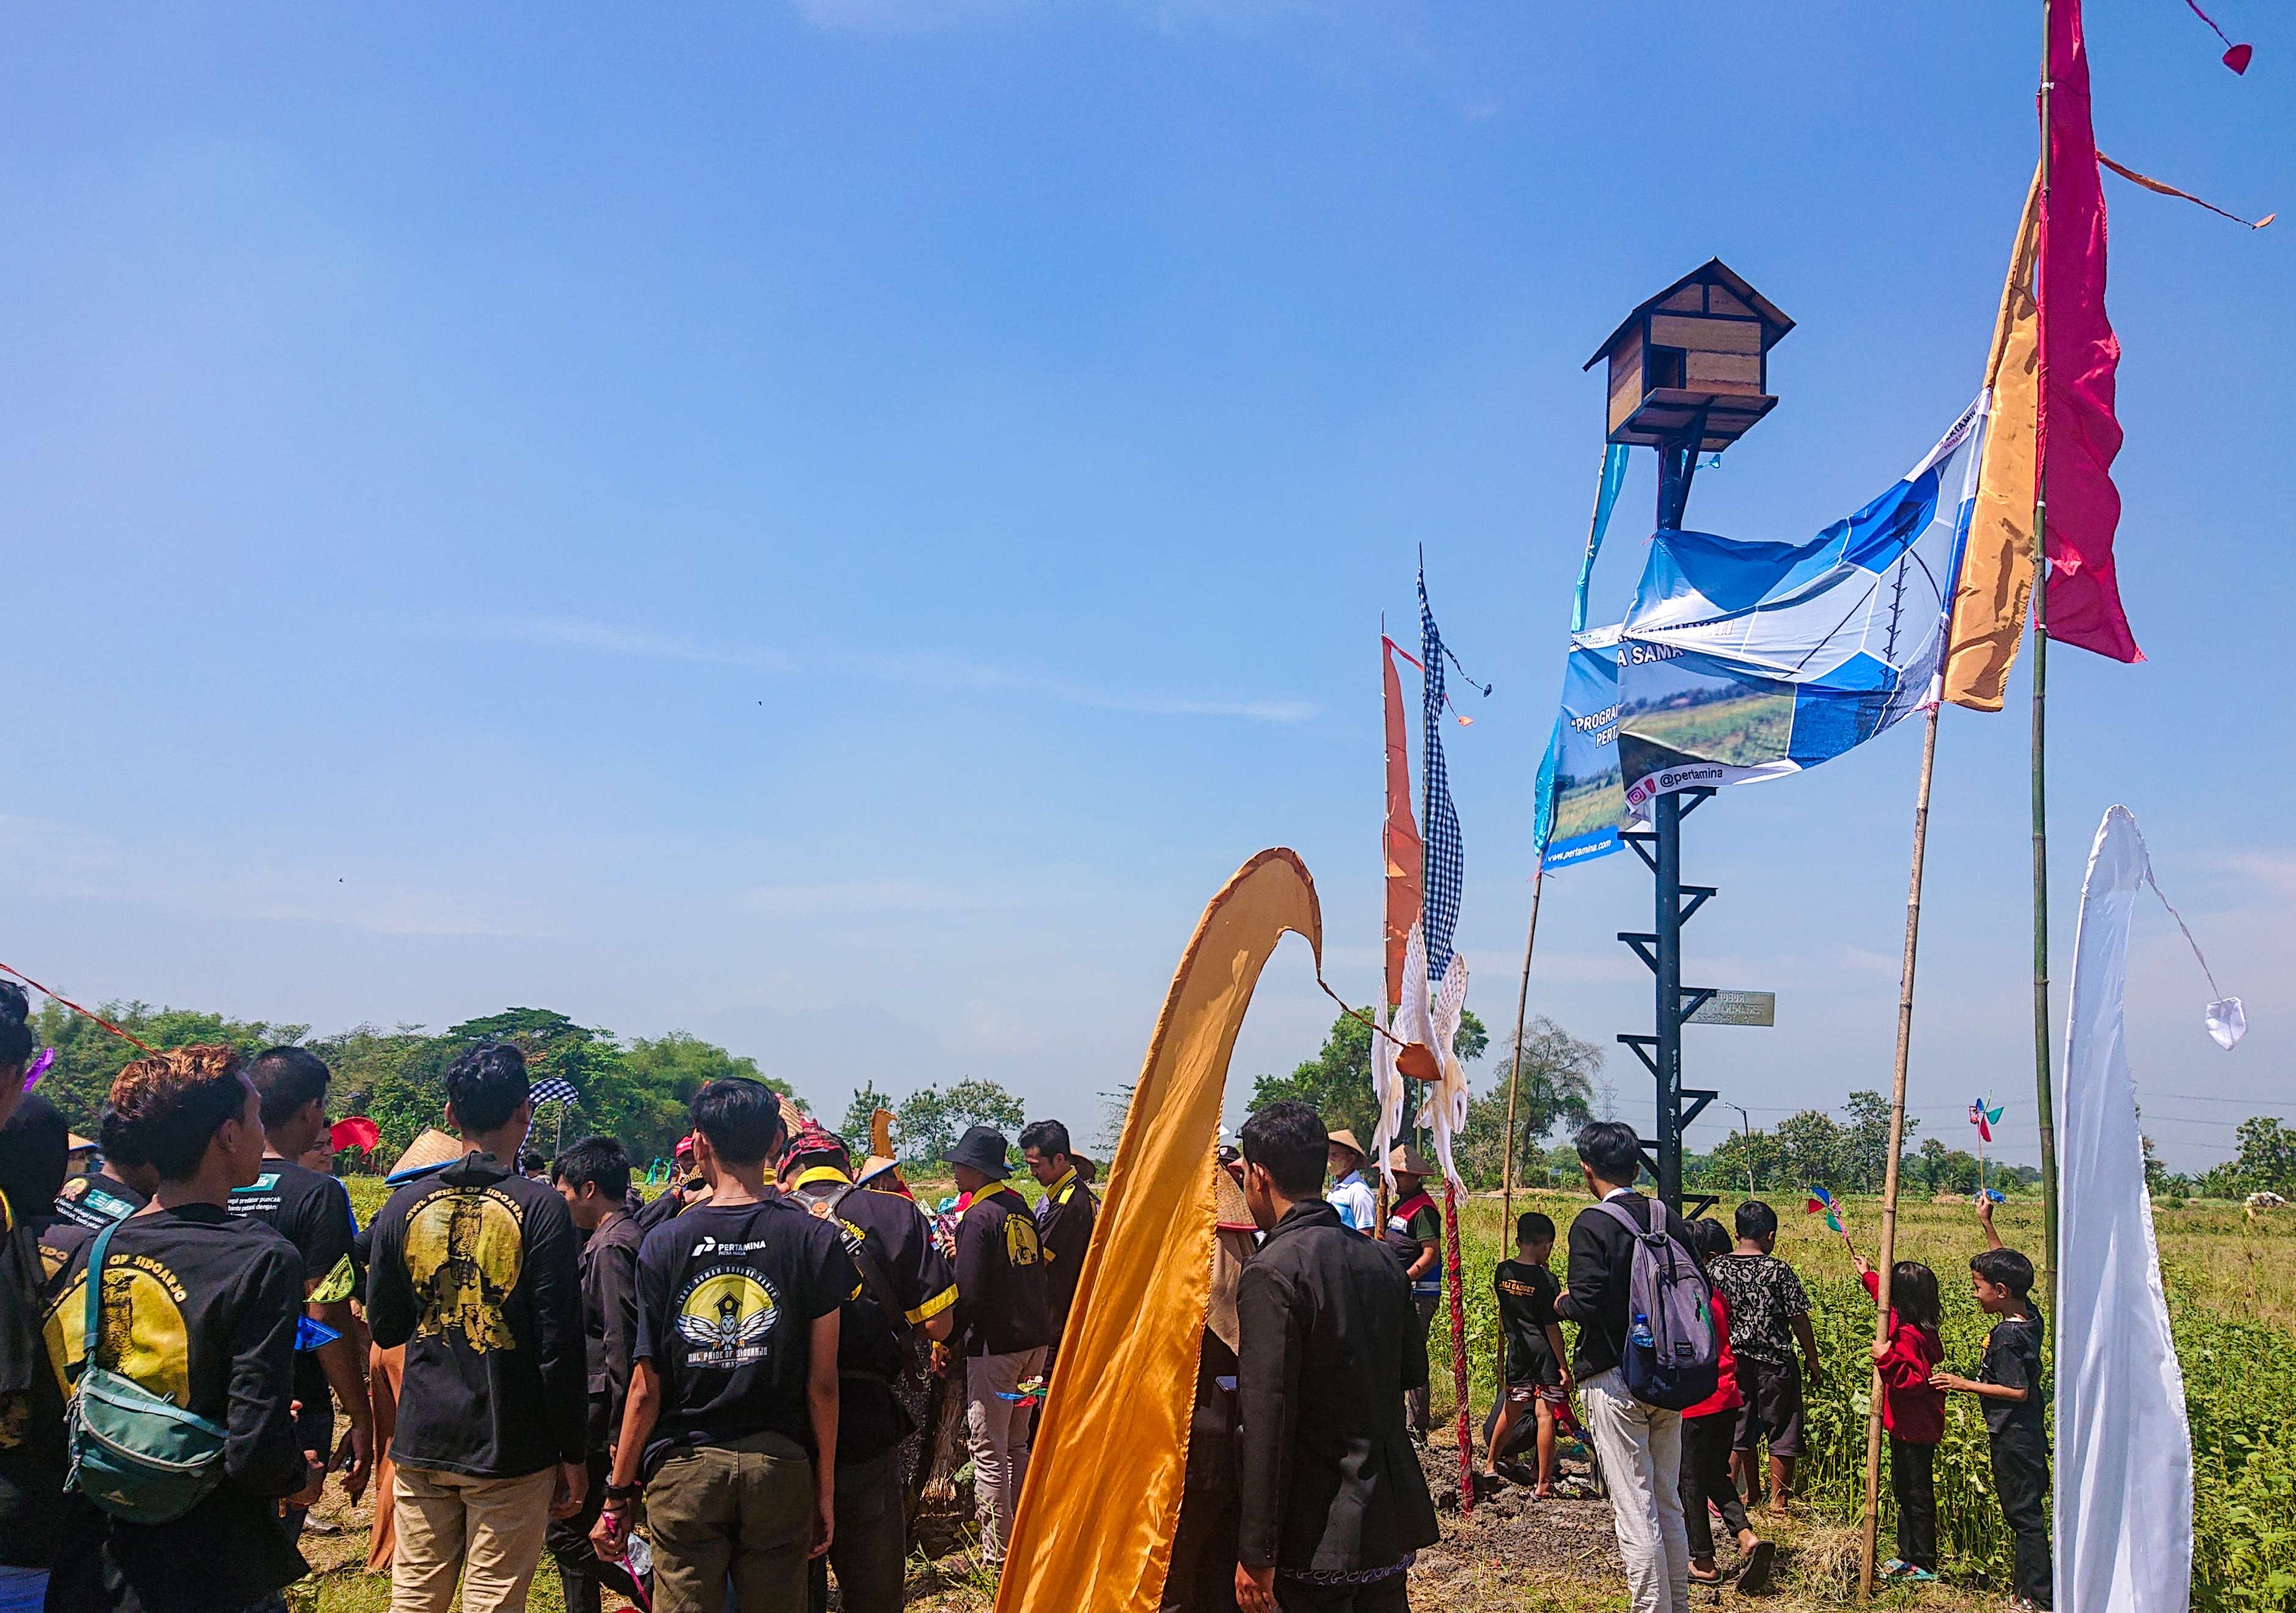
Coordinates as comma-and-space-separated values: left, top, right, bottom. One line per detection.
2055, 806, 2195, 1613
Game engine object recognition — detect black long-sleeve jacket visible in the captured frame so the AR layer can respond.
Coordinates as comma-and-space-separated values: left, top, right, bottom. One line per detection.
1032, 1167, 1096, 1345
952, 1186, 1054, 1358
1552, 1188, 1697, 1381
579, 1208, 645, 1450
366, 1152, 587, 1477
1235, 1200, 1438, 1576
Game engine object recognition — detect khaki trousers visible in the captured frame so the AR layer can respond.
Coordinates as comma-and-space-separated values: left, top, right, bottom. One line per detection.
645, 1430, 816, 1613
390, 1464, 558, 1613
1580, 1368, 1690, 1613
966, 1347, 1046, 1562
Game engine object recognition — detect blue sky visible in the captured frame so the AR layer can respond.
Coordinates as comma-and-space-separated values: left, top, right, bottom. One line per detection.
2, 1, 2288, 1169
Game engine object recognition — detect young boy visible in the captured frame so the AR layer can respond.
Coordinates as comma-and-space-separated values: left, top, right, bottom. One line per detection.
1931, 1199, 2052, 1611
1705, 1200, 1824, 1509
1486, 1211, 1572, 1494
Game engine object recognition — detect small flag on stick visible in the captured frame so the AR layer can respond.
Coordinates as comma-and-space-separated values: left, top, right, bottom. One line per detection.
529, 1076, 580, 1108
329, 1115, 381, 1156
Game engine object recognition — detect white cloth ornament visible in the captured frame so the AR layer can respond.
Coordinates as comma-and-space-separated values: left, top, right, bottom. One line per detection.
2205, 997, 2245, 1051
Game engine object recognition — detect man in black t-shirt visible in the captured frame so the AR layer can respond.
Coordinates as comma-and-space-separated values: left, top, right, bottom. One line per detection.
1554, 1121, 1701, 1613
231, 1046, 374, 1546
780, 1121, 956, 1613
44, 1046, 323, 1613
594, 1080, 853, 1613
366, 1044, 589, 1613
50, 1109, 156, 1232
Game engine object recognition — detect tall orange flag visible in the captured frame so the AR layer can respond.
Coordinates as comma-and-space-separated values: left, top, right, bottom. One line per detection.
1381, 636, 1423, 1007
1944, 171, 2041, 711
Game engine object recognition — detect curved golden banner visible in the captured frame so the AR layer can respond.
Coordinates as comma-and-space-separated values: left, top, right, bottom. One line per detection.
994, 848, 1323, 1613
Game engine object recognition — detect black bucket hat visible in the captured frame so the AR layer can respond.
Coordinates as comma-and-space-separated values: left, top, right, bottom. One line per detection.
944, 1125, 1013, 1180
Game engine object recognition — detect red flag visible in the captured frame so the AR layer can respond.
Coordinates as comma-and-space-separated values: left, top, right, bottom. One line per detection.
1381, 636, 1424, 1010
329, 1115, 381, 1155
2039, 0, 2142, 664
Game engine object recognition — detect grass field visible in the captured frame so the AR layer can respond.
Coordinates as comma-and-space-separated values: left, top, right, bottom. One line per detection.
319, 1176, 2295, 1611
1418, 1188, 2296, 1612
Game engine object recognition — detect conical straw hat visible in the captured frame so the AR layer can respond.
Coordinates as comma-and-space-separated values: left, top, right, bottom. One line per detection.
388, 1128, 464, 1180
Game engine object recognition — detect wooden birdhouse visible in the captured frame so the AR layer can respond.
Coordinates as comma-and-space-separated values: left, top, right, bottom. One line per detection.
1585, 259, 1792, 452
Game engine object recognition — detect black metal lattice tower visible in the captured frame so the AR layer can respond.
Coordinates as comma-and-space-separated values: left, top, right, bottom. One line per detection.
1616, 430, 1722, 1218
1587, 261, 1792, 1216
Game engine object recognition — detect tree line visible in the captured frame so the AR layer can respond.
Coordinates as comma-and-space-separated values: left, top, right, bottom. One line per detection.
31, 1001, 792, 1171
33, 994, 2287, 1202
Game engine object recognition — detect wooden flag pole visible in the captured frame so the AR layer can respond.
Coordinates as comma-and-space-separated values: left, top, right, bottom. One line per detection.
1498, 873, 1544, 1253
1858, 700, 1944, 1599
2031, 0, 2063, 1309
1495, 869, 1546, 1379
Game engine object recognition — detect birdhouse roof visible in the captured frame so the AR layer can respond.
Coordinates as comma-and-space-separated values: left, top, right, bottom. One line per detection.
1583, 259, 1794, 370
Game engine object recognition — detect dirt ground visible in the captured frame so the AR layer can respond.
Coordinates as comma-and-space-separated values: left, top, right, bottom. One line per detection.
296, 1439, 2002, 1613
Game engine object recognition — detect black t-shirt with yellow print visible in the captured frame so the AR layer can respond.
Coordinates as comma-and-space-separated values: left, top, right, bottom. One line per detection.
364, 1153, 589, 1480
633, 1196, 856, 1476
40, 1203, 314, 1612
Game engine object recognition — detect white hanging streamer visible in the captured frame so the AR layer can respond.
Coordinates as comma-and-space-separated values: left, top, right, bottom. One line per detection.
2140, 865, 2245, 1051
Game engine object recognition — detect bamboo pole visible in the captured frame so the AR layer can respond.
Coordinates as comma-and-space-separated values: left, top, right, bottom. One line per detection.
2032, 0, 2062, 1308
1495, 870, 1546, 1381
1377, 614, 1394, 1234
1498, 873, 1545, 1247
1858, 702, 1944, 1599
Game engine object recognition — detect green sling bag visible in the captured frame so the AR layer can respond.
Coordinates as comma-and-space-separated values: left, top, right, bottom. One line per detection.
64, 1219, 230, 1525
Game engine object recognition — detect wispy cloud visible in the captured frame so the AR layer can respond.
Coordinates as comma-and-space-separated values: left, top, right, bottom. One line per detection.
0, 816, 545, 939
741, 880, 997, 916
489, 615, 791, 672
2209, 850, 2296, 899
464, 613, 1316, 723
788, 0, 1032, 34
788, 0, 1322, 35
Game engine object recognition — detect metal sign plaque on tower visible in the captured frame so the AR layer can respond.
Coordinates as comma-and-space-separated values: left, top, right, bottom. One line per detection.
1586, 260, 1794, 1213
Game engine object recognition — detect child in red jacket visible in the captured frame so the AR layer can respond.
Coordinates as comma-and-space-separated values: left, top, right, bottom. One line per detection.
1838, 1228, 1946, 1581
1680, 1219, 1774, 1590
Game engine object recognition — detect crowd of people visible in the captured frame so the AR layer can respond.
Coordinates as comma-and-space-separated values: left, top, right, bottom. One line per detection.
0, 979, 2054, 1613
0, 983, 1104, 1613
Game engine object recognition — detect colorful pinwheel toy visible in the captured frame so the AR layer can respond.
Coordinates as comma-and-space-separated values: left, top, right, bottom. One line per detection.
1804, 1185, 1844, 1235
1968, 1098, 2004, 1144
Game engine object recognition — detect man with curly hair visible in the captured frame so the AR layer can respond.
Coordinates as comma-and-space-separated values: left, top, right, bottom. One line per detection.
44, 1045, 324, 1613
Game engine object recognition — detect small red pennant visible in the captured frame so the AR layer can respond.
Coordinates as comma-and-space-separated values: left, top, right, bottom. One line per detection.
2181, 2, 2253, 74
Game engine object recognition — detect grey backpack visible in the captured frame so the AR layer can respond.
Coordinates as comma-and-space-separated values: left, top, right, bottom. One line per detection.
1593, 1197, 1720, 1411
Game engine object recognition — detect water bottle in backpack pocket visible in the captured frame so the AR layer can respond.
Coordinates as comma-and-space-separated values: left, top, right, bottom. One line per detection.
1592, 1197, 1719, 1411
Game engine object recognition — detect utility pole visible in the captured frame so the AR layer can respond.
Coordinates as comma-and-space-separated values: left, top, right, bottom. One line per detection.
1727, 1101, 1756, 1200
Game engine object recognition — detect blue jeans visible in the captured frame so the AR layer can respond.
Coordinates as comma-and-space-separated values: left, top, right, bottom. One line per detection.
0, 1566, 46, 1613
